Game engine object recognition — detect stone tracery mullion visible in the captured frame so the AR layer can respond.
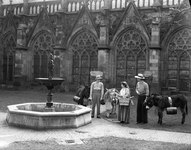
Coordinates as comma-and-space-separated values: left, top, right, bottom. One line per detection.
71, 31, 98, 84
116, 30, 146, 86
32, 33, 54, 78
3, 35, 16, 81
167, 29, 191, 91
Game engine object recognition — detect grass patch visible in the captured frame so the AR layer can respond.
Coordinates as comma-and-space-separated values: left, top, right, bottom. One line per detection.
1, 136, 191, 150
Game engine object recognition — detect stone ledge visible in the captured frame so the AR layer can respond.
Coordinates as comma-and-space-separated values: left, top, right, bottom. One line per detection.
6, 103, 92, 130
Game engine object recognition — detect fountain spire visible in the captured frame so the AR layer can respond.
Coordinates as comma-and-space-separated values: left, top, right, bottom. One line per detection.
48, 53, 54, 80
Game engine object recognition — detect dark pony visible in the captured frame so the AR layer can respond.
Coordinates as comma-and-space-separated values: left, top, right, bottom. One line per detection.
145, 93, 188, 124
75, 85, 90, 106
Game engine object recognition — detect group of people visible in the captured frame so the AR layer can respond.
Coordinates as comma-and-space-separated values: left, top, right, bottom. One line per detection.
77, 73, 149, 124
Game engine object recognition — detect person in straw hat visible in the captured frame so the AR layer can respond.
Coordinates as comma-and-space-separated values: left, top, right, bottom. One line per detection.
89, 75, 104, 118
135, 73, 149, 124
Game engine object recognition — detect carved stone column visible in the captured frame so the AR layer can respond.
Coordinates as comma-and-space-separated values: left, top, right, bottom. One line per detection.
23, 0, 29, 15
14, 23, 28, 86
0, 0, 3, 17
104, 0, 112, 9
149, 21, 161, 93
98, 9, 110, 86
60, 0, 67, 12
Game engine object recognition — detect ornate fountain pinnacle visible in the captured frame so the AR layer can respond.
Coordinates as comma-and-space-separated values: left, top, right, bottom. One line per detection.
48, 53, 54, 80
8, 0, 13, 11
82, 0, 89, 6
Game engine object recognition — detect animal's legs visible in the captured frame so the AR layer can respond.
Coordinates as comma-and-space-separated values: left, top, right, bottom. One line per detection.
158, 109, 163, 124
180, 108, 186, 124
113, 103, 116, 114
111, 102, 115, 114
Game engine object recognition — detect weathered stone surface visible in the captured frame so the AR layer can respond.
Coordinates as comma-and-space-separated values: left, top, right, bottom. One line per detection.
6, 103, 92, 129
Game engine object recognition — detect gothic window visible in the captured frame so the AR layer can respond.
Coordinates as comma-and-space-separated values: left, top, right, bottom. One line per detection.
139, 0, 144, 7
137, 51, 146, 74
32, 33, 55, 78
34, 51, 40, 78
54, 51, 60, 77
72, 51, 80, 84
145, 0, 149, 7
70, 31, 98, 85
126, 52, 136, 87
96, 0, 100, 10
3, 53, 7, 80
3, 35, 16, 81
168, 51, 178, 87
167, 29, 191, 92
112, 0, 116, 9
121, 0, 125, 7
116, 30, 147, 88
179, 52, 190, 91
92, 1, 96, 10
101, 0, 105, 8
68, 3, 71, 12
116, 51, 126, 82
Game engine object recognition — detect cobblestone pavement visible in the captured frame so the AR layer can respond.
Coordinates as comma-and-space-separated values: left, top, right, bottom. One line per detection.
0, 107, 191, 150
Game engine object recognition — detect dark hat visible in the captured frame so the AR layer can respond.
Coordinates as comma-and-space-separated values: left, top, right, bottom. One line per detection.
121, 81, 128, 87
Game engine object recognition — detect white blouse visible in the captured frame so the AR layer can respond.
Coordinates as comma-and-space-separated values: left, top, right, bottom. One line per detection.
119, 88, 130, 98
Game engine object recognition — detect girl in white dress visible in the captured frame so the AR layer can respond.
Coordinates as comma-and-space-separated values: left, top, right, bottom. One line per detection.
117, 81, 131, 123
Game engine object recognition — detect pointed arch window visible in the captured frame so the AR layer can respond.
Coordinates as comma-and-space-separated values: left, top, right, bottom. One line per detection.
137, 51, 146, 74
54, 51, 60, 77
70, 31, 98, 85
126, 52, 136, 87
3, 35, 16, 81
179, 52, 190, 91
81, 52, 89, 84
32, 32, 55, 78
167, 29, 191, 92
116, 30, 147, 87
116, 51, 126, 82
168, 51, 178, 87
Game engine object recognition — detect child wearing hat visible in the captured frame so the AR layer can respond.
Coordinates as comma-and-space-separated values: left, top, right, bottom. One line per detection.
89, 75, 104, 118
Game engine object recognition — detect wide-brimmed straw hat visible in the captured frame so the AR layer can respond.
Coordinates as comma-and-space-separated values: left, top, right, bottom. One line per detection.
135, 73, 145, 79
95, 75, 102, 80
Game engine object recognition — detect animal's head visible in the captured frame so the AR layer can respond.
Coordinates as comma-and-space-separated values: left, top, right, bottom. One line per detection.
104, 88, 119, 99
145, 93, 162, 110
145, 96, 154, 110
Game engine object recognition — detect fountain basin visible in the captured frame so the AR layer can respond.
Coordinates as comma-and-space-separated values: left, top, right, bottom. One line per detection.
6, 103, 92, 130
35, 78, 64, 87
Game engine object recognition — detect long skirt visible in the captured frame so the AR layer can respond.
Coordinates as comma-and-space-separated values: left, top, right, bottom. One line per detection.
117, 104, 130, 123
137, 95, 148, 123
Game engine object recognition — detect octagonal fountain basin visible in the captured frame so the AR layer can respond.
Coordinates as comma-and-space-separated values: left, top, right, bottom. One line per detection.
6, 103, 92, 130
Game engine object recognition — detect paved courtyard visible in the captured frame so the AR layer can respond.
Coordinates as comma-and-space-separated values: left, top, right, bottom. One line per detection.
0, 108, 191, 149
0, 89, 191, 149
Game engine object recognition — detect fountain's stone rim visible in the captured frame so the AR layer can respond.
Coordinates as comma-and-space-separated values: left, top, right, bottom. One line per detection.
7, 103, 91, 117
6, 102, 92, 129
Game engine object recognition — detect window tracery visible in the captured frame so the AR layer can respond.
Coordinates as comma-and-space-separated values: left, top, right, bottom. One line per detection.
70, 31, 98, 85
3, 34, 16, 81
116, 30, 147, 87
167, 29, 191, 91
32, 33, 55, 78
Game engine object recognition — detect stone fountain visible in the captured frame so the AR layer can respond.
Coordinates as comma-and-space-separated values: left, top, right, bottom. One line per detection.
35, 53, 64, 109
6, 53, 92, 130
